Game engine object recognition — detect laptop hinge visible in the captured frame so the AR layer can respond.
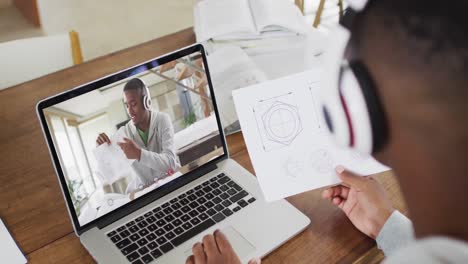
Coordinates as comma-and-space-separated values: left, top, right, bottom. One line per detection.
96, 162, 218, 230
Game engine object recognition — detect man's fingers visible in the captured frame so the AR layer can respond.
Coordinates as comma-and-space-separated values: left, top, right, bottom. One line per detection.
336, 165, 365, 188
332, 196, 347, 210
332, 196, 342, 206
97, 133, 111, 145
99, 133, 110, 144
248, 257, 262, 264
192, 242, 207, 263
322, 185, 350, 200
103, 134, 111, 144
185, 255, 195, 264
202, 234, 220, 257
214, 230, 234, 254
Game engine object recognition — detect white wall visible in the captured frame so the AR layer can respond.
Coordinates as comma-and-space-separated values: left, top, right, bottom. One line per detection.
37, 0, 196, 60
107, 99, 128, 127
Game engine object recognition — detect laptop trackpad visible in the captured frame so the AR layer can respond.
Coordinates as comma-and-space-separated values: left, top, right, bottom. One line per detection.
184, 226, 255, 259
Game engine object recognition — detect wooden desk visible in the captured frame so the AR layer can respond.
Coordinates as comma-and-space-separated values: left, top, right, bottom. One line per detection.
0, 28, 407, 263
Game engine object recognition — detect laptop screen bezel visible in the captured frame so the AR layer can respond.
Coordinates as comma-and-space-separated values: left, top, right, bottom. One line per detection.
36, 44, 228, 235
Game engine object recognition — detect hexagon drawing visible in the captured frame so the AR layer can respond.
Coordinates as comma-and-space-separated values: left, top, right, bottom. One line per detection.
261, 101, 303, 145
254, 92, 303, 151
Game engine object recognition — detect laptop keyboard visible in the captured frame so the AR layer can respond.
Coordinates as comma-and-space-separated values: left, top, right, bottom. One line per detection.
106, 173, 256, 264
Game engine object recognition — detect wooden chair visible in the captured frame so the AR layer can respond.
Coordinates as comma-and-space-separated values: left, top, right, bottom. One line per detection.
295, 0, 344, 28
313, 0, 344, 27
0, 30, 83, 90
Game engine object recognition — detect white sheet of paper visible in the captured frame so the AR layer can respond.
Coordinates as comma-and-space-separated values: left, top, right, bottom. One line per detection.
233, 69, 389, 201
0, 219, 26, 264
92, 130, 134, 185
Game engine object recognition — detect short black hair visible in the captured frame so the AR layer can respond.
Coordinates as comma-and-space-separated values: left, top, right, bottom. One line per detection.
354, 0, 468, 72
351, 0, 468, 117
123, 78, 146, 93
357, 0, 468, 70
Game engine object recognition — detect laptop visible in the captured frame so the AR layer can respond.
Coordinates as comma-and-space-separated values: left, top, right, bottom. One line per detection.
36, 44, 310, 263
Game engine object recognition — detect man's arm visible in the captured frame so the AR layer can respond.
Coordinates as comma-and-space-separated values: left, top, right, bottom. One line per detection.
376, 210, 414, 255
138, 113, 180, 174
322, 166, 414, 256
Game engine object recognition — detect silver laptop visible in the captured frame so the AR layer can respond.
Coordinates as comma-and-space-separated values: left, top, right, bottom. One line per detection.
36, 44, 309, 263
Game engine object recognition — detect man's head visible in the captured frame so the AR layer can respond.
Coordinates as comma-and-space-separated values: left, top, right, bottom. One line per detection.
349, 0, 468, 167
349, 0, 468, 237
123, 78, 150, 127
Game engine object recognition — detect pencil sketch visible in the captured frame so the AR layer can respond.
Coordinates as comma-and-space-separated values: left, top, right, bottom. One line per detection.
284, 156, 306, 180
309, 149, 334, 174
307, 80, 323, 129
254, 92, 303, 152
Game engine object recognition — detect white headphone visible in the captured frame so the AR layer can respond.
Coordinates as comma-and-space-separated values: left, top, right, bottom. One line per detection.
320, 0, 388, 154
137, 78, 152, 110
142, 83, 152, 111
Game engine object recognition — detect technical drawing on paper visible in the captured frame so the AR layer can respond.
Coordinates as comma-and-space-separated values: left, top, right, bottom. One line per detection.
284, 156, 306, 180
283, 149, 334, 181
309, 149, 334, 174
254, 92, 303, 152
307, 80, 324, 130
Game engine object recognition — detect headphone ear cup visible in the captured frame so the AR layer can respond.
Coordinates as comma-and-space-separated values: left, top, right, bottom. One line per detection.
142, 86, 152, 110
347, 61, 388, 153
145, 95, 152, 110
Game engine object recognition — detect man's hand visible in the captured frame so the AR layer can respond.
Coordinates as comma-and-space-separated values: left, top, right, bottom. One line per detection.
322, 165, 394, 239
117, 137, 142, 160
96, 133, 111, 146
186, 230, 261, 264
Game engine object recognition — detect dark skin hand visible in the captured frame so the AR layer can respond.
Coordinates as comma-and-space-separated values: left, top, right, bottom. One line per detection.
96, 134, 142, 161
187, 230, 261, 264
117, 137, 142, 160
96, 132, 111, 145
322, 166, 394, 239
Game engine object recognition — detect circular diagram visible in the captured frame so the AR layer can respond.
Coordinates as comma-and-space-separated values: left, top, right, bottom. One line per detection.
262, 101, 302, 145
309, 149, 334, 173
284, 157, 305, 178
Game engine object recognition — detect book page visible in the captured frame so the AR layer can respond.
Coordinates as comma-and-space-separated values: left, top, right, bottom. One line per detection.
249, 0, 308, 35
233, 69, 389, 201
195, 0, 257, 41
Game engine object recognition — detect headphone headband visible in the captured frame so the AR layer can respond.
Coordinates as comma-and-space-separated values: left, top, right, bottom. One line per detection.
141, 80, 152, 111
319, 2, 388, 154
346, 0, 369, 11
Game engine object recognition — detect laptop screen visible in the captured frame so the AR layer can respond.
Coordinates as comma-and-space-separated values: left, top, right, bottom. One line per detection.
38, 45, 226, 229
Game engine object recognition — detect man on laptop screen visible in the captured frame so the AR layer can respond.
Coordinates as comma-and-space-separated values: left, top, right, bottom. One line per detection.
43, 51, 223, 226
95, 78, 181, 195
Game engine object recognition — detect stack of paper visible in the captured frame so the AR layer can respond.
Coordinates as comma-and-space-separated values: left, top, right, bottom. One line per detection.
194, 0, 309, 55
194, 0, 308, 41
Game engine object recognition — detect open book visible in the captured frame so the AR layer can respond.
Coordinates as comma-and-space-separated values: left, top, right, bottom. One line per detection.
194, 0, 308, 42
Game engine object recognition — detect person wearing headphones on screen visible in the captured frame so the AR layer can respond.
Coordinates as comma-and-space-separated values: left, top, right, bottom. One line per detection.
186, 0, 468, 263
96, 78, 180, 194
